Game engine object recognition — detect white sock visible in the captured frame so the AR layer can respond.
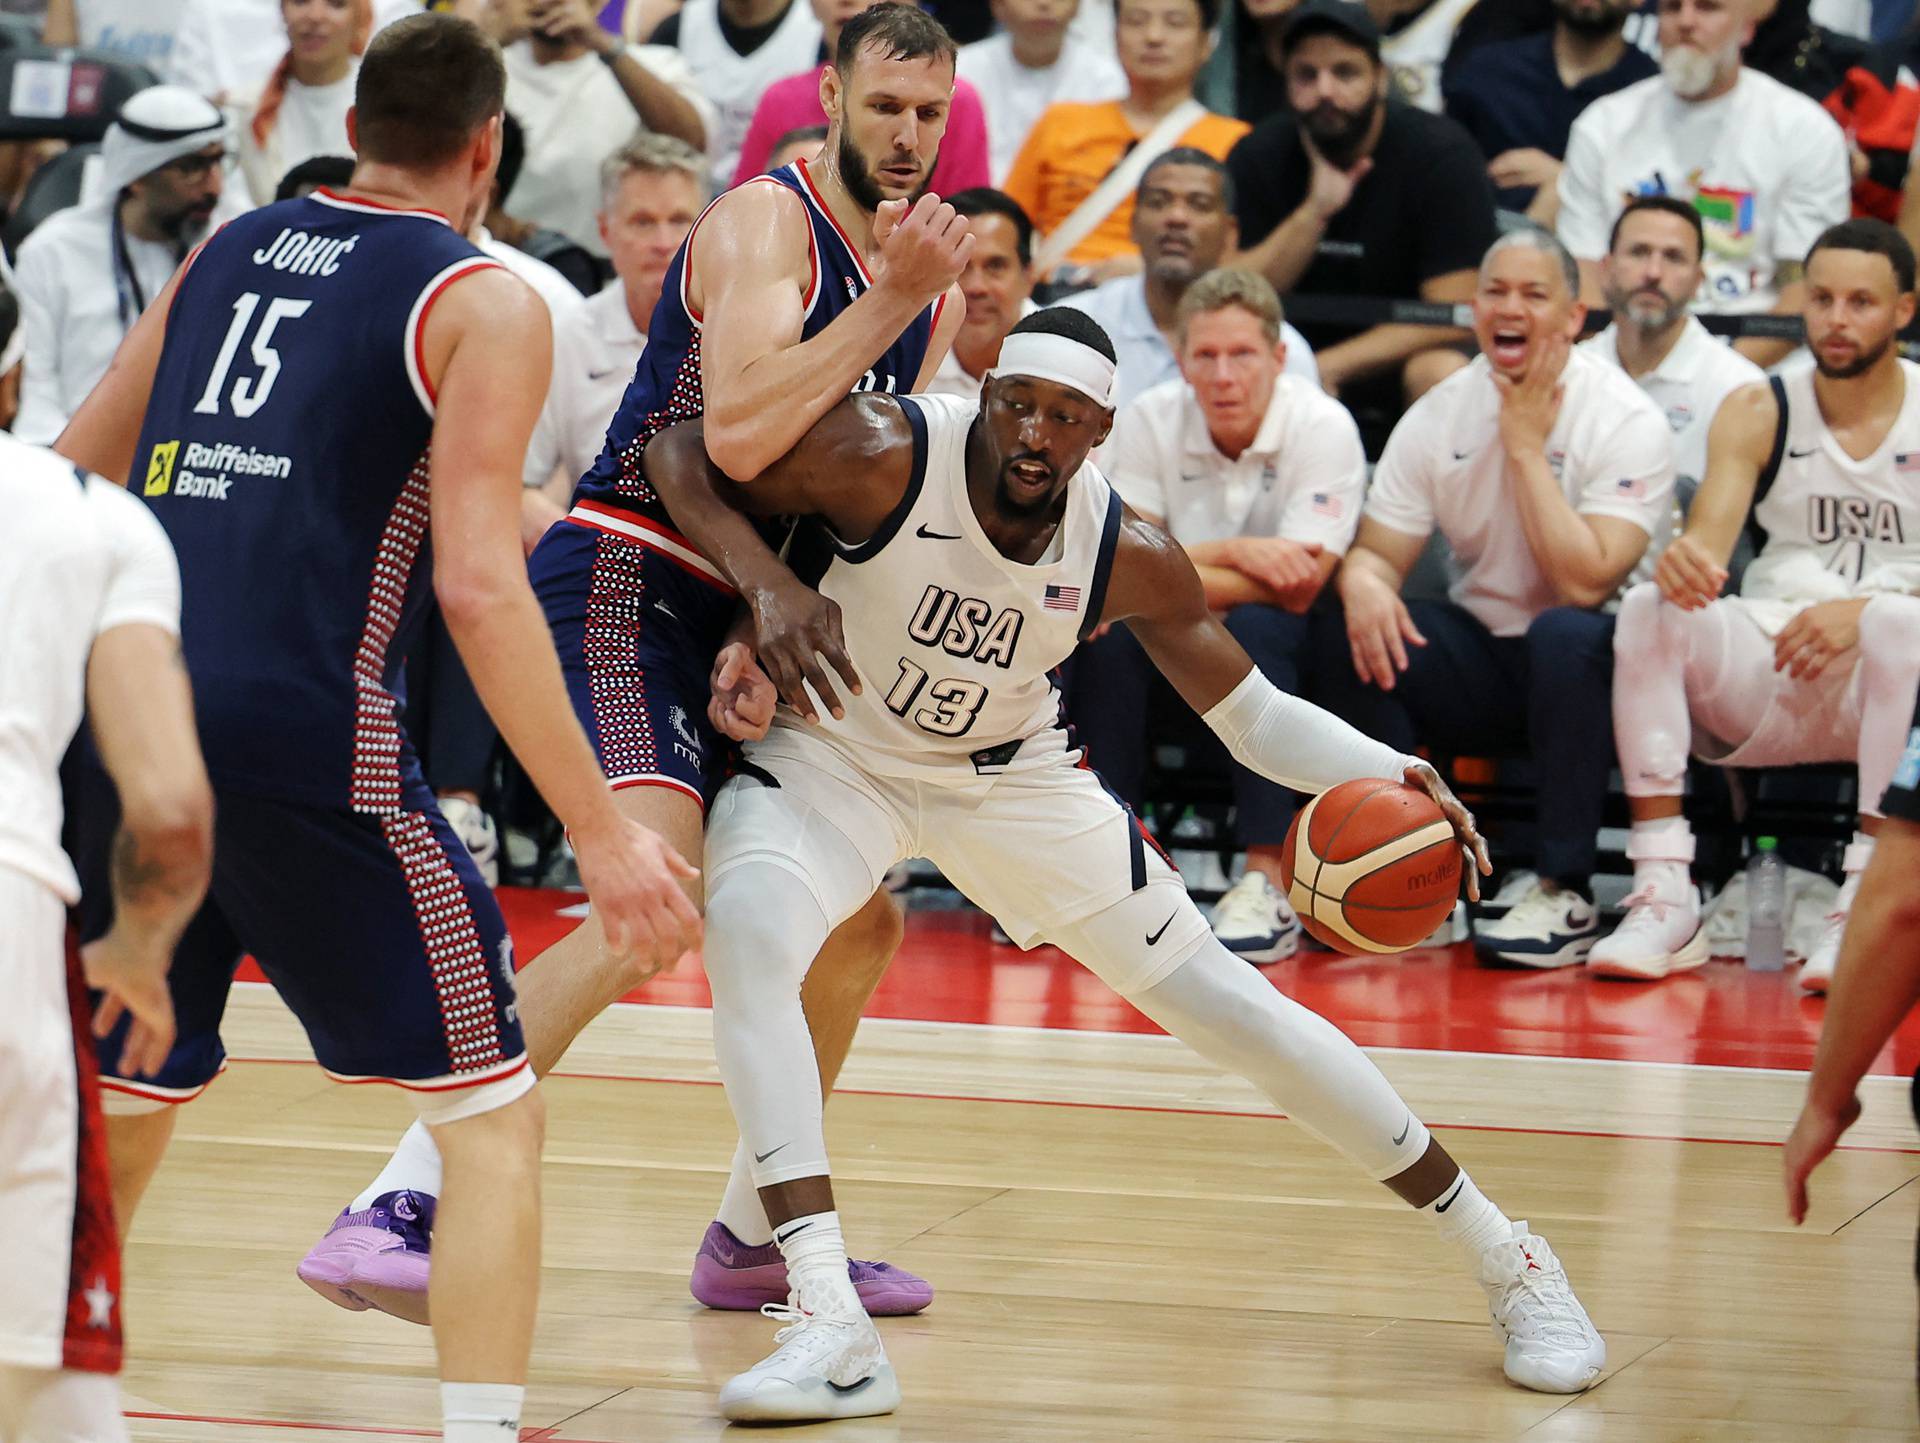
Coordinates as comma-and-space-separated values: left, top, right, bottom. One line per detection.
1427, 1172, 1513, 1259
441, 1382, 521, 1441
715, 1139, 776, 1246
352, 1119, 443, 1212
773, 1209, 855, 1309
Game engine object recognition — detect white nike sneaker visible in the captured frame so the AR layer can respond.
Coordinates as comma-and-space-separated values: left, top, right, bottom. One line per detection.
1478, 870, 1540, 919
1800, 868, 1862, 995
1211, 871, 1302, 963
1478, 1222, 1606, 1394
440, 795, 500, 888
1471, 881, 1597, 968
718, 1280, 901, 1422
1588, 884, 1708, 980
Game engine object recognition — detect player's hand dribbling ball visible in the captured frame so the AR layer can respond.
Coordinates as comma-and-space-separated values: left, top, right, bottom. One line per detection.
1279, 779, 1462, 953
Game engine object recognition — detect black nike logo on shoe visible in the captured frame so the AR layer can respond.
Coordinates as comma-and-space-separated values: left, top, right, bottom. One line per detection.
773, 1219, 815, 1245
827, 1377, 875, 1396
1145, 912, 1176, 946
754, 1142, 789, 1164
1434, 1177, 1467, 1213
1392, 1117, 1411, 1147
915, 524, 961, 540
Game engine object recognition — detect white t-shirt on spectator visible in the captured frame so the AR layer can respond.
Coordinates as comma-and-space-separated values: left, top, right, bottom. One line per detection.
476, 228, 586, 329
1381, 0, 1478, 112
503, 41, 717, 258
1102, 374, 1367, 555
1810, 0, 1872, 39
957, 33, 1126, 184
1365, 350, 1676, 636
525, 282, 648, 490
12, 200, 182, 445
676, 0, 821, 192
1581, 316, 1764, 492
1055, 275, 1318, 408
1557, 69, 1850, 314
73, 0, 187, 69
239, 66, 356, 207
0, 450, 181, 904
166, 0, 413, 104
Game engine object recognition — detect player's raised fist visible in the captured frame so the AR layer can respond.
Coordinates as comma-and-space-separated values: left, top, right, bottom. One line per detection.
873, 192, 972, 305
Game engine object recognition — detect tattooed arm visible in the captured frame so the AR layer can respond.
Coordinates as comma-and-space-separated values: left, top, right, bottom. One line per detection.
83, 624, 213, 1077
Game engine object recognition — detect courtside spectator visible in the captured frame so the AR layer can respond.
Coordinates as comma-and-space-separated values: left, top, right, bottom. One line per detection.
13, 87, 225, 445
925, 188, 1038, 395
238, 0, 369, 208
959, 0, 1126, 183
1376, 0, 1478, 112
1229, 0, 1492, 417
498, 0, 714, 259
1313, 230, 1673, 969
1005, 0, 1245, 284
732, 0, 990, 187
1583, 196, 1763, 498
1072, 269, 1363, 962
1557, 0, 1850, 366
649, 0, 824, 188
165, 0, 412, 104
1060, 147, 1315, 402
1442, 0, 1654, 220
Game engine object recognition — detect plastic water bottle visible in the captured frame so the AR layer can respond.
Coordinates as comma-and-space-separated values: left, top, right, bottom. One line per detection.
1746, 837, 1787, 973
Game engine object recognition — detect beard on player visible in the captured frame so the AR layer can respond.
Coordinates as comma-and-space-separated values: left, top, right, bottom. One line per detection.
837, 124, 938, 213
1810, 320, 1896, 380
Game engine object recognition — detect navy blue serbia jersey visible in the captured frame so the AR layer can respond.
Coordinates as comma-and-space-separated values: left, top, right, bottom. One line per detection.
134, 189, 497, 813
566, 158, 945, 584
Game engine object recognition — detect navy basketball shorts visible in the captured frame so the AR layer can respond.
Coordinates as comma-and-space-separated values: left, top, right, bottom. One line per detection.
74, 770, 530, 1126
531, 510, 734, 811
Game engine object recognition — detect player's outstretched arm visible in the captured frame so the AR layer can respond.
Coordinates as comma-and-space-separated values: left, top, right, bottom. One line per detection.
696, 185, 970, 480
643, 397, 915, 719
1105, 511, 1491, 888
55, 261, 192, 484
1657, 381, 1776, 610
1785, 814, 1920, 1222
423, 267, 700, 966
84, 618, 213, 1079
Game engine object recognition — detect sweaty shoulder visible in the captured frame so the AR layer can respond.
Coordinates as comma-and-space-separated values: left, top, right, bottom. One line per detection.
688, 179, 810, 282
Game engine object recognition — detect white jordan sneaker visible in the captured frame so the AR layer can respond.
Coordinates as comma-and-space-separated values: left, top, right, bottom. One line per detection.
1800, 869, 1861, 995
1588, 884, 1708, 980
718, 1279, 900, 1422
1211, 871, 1302, 963
1478, 1222, 1606, 1394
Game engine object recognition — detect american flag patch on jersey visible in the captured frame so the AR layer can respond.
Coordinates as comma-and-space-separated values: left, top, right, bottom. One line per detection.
1311, 492, 1343, 517
1043, 583, 1081, 611
1614, 476, 1648, 498
1898, 452, 1920, 473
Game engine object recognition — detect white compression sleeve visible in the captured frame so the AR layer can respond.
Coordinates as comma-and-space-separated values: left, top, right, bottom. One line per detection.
1200, 668, 1415, 796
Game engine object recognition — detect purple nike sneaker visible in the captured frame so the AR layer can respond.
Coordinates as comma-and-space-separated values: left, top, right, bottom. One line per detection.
688, 1221, 933, 1315
295, 1190, 436, 1326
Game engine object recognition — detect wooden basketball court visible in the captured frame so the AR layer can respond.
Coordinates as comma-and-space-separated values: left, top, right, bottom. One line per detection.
116, 894, 1920, 1442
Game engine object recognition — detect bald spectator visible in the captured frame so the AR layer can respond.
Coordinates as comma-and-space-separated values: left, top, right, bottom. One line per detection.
1556, 0, 1850, 367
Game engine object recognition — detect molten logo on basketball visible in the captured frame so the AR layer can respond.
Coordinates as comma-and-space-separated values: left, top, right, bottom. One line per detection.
1407, 863, 1454, 891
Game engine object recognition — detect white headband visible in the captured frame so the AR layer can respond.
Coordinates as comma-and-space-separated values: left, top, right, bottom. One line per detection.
989, 330, 1117, 409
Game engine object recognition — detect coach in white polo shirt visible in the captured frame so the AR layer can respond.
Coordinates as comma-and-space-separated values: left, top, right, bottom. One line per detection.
523, 135, 706, 545
1555, 0, 1848, 368
1584, 195, 1765, 501
1314, 229, 1674, 969
1068, 269, 1363, 964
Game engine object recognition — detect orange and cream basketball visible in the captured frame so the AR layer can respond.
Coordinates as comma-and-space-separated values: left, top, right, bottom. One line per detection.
1279, 779, 1461, 953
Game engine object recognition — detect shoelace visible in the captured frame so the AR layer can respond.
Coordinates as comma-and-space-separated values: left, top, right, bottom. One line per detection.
1616, 886, 1680, 930
1495, 1259, 1591, 1346
760, 1301, 856, 1346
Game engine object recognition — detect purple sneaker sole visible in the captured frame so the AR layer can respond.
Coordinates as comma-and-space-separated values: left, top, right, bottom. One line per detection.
689, 1222, 932, 1315
296, 1192, 435, 1327
344, 1248, 431, 1327
296, 1225, 398, 1315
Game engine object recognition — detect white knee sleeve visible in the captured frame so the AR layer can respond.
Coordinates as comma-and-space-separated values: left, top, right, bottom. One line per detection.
1613, 584, 1695, 797
702, 864, 834, 1188
1127, 945, 1430, 1180
1856, 595, 1920, 815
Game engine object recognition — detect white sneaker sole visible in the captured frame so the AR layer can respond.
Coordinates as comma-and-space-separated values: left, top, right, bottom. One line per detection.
1589, 926, 1709, 981
719, 1362, 901, 1421
1799, 963, 1832, 994
1502, 1332, 1607, 1394
1472, 933, 1596, 970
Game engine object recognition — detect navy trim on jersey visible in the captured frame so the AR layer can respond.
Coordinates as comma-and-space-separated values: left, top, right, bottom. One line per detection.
1746, 374, 1790, 555
1078, 488, 1125, 642
837, 396, 927, 565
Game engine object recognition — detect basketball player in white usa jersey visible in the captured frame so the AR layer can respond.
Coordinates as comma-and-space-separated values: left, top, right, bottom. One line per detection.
1598, 218, 1920, 989
644, 308, 1607, 1421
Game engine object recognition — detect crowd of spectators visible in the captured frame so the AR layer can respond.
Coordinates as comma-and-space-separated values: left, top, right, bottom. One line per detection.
6, 0, 1920, 988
